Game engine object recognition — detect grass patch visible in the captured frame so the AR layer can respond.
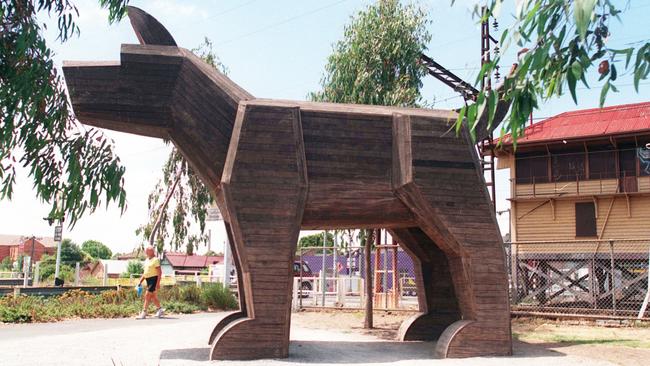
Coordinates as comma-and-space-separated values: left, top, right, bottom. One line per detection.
513, 319, 650, 349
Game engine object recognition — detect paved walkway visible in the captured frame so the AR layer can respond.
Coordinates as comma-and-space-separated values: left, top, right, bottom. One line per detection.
0, 312, 615, 366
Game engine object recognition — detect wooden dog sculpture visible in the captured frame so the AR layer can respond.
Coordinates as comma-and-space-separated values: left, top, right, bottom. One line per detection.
63, 6, 512, 361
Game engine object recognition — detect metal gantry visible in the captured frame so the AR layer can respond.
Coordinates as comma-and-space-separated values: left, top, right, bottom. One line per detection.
421, 7, 500, 211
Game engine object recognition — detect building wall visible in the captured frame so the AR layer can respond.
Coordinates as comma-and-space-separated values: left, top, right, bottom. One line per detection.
0, 246, 10, 262
161, 262, 174, 276
513, 194, 650, 249
12, 240, 55, 261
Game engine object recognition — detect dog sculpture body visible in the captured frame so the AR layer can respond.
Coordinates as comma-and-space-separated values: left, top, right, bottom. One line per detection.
63, 7, 512, 360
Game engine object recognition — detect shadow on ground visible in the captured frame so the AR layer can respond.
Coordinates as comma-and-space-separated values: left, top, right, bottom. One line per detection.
160, 347, 211, 362
160, 340, 568, 364
286, 340, 436, 363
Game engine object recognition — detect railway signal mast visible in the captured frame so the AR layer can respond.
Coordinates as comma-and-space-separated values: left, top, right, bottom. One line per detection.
421, 7, 500, 211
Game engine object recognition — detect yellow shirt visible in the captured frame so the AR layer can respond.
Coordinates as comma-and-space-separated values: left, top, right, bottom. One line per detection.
143, 257, 160, 278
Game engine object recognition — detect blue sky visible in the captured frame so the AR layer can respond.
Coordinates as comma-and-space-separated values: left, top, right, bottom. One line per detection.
1, 0, 648, 253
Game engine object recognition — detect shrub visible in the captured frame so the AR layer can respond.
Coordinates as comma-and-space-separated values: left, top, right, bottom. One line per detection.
0, 281, 238, 323
0, 257, 13, 271
0, 306, 32, 323
100, 288, 137, 304
181, 285, 202, 303
158, 284, 202, 303
163, 301, 201, 314
200, 283, 238, 310
38, 255, 75, 282
121, 260, 144, 278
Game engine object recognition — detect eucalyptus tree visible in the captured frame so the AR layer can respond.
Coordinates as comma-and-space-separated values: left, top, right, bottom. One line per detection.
311, 0, 431, 328
458, 0, 650, 143
1, 0, 130, 225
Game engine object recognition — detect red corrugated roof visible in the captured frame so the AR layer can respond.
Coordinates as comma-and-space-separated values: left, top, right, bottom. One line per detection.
163, 252, 223, 268
501, 102, 650, 146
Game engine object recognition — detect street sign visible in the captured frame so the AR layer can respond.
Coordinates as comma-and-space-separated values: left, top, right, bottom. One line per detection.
206, 207, 223, 221
54, 225, 63, 241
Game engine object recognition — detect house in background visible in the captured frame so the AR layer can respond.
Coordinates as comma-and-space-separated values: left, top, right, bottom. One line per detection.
488, 101, 650, 314
89, 259, 142, 279
0, 235, 57, 262
161, 253, 223, 276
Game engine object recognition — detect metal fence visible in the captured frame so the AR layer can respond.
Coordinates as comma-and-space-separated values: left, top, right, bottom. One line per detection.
294, 245, 418, 310
509, 239, 650, 319
5, 238, 649, 320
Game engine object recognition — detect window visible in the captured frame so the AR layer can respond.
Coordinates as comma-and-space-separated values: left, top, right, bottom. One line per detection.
618, 147, 637, 179
575, 202, 597, 237
515, 154, 549, 184
588, 149, 616, 179
552, 150, 586, 182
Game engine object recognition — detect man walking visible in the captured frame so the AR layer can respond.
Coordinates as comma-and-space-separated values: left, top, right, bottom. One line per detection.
137, 246, 164, 319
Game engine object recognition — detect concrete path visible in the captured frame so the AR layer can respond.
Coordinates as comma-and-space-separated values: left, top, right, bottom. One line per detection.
0, 312, 615, 366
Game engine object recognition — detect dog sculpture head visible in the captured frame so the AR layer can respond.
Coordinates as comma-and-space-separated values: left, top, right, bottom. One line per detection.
63, 6, 253, 187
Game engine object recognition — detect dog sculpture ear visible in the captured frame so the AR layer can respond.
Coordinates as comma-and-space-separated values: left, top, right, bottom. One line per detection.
126, 6, 177, 46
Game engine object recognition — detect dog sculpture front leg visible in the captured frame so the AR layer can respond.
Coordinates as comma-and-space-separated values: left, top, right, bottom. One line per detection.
210, 102, 308, 360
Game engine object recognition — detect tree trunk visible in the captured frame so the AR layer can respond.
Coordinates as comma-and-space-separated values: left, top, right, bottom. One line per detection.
148, 169, 182, 248
364, 229, 375, 329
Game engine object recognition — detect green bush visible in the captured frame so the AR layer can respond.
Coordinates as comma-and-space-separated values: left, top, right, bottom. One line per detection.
81, 240, 112, 260
38, 255, 75, 282
120, 260, 143, 278
180, 285, 202, 303
162, 300, 201, 314
0, 303, 33, 323
0, 257, 13, 271
201, 283, 238, 310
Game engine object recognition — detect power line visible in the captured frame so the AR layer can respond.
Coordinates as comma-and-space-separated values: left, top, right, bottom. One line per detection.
434, 94, 464, 104
173, 0, 261, 30
430, 35, 475, 49
216, 0, 350, 46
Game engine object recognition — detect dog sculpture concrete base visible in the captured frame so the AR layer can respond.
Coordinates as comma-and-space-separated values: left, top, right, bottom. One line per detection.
63, 6, 512, 361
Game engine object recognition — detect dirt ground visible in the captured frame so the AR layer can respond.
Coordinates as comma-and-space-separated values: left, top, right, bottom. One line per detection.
292, 310, 650, 366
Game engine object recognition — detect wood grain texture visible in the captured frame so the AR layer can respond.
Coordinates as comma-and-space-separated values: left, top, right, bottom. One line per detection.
211, 104, 307, 360
62, 7, 512, 361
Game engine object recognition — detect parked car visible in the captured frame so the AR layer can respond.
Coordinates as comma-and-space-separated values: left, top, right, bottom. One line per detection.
293, 260, 314, 294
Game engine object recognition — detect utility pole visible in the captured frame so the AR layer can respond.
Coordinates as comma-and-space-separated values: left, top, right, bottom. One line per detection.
29, 236, 35, 286
363, 229, 375, 329
49, 193, 64, 286
479, 6, 499, 213
321, 230, 327, 307
53, 226, 63, 285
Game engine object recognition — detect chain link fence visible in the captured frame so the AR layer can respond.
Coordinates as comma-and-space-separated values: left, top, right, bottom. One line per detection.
294, 245, 418, 310
509, 239, 650, 319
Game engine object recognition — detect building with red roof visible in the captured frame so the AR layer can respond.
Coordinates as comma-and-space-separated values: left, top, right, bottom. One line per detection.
0, 235, 57, 263
161, 252, 223, 275
488, 101, 650, 314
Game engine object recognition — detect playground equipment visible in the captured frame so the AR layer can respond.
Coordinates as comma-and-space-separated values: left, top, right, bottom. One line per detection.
62, 6, 512, 360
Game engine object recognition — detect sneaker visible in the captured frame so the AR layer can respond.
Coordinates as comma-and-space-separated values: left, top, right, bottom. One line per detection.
136, 311, 147, 320
155, 308, 165, 318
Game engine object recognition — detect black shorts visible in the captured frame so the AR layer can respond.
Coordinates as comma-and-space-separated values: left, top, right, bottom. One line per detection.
145, 276, 158, 293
